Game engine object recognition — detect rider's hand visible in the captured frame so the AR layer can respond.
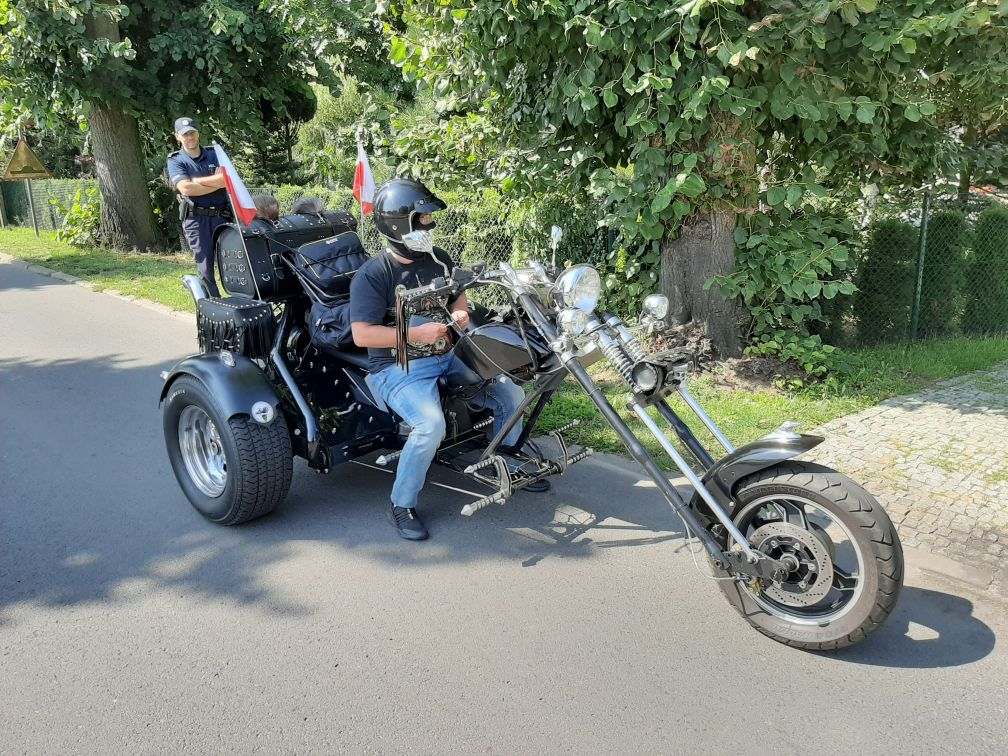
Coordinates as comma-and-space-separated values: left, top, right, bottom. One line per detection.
451, 309, 470, 330
410, 321, 449, 344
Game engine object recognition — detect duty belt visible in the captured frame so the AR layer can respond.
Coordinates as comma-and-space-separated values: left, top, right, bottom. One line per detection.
192, 206, 232, 218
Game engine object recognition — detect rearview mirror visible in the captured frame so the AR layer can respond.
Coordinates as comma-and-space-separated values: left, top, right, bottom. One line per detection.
550, 225, 563, 250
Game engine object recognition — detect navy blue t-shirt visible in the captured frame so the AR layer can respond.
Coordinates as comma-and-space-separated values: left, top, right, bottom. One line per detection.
348, 247, 455, 371
166, 146, 228, 208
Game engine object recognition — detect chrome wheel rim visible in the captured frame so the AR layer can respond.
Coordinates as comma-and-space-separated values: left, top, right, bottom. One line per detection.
178, 405, 227, 498
731, 494, 866, 626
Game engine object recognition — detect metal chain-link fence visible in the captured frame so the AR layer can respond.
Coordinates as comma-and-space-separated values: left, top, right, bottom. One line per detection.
0, 178, 90, 232
844, 190, 1008, 345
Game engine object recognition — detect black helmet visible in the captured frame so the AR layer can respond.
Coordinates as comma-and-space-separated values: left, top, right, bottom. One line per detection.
373, 178, 446, 252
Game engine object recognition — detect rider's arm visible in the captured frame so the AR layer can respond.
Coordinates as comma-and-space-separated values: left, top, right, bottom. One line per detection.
176, 174, 226, 197
449, 291, 470, 329
351, 321, 447, 347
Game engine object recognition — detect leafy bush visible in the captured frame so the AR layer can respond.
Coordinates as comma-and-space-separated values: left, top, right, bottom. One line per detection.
49, 183, 100, 247
272, 184, 356, 215
853, 219, 917, 343
918, 210, 968, 337
963, 205, 1008, 334
295, 79, 394, 185
715, 211, 856, 378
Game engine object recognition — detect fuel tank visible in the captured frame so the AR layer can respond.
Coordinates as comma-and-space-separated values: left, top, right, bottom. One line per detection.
454, 322, 554, 381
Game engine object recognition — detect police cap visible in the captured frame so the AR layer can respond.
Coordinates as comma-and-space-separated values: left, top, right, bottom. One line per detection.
174, 116, 199, 135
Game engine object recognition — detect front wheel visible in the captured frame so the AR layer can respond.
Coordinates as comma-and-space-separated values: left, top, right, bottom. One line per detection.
163, 376, 293, 525
708, 462, 903, 651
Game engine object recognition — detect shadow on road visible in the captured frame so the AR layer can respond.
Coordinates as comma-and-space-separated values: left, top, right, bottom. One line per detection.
0, 353, 683, 626
831, 585, 997, 668
1, 352, 998, 670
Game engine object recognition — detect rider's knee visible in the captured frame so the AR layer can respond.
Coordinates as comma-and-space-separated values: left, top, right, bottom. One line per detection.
412, 409, 446, 446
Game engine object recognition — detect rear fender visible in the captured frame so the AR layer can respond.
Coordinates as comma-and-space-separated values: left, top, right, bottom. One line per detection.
699, 432, 824, 515
159, 352, 280, 421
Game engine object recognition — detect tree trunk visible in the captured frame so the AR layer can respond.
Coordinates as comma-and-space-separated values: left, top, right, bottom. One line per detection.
958, 124, 977, 205
660, 209, 742, 357
89, 103, 159, 250
85, 8, 158, 250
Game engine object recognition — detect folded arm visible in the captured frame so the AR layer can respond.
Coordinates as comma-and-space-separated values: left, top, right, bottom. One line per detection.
175, 173, 226, 197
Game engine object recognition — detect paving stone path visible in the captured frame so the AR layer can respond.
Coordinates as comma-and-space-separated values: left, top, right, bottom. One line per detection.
806, 361, 1008, 590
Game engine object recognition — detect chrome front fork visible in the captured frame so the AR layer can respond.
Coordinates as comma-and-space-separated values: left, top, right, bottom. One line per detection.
595, 316, 755, 558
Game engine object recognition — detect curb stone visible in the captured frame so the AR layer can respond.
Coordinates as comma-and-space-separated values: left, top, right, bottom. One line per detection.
0, 250, 196, 324
3, 249, 1004, 600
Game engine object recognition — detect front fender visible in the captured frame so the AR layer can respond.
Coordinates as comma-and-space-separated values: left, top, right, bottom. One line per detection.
701, 431, 824, 512
159, 352, 280, 421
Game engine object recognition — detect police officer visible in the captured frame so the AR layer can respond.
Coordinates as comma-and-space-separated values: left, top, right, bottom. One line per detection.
166, 117, 232, 297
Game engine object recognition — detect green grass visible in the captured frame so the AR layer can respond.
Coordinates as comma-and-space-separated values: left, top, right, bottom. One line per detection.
4, 227, 1008, 463
541, 338, 1008, 461
0, 228, 195, 312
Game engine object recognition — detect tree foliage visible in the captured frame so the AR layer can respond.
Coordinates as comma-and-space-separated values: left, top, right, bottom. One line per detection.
386, 0, 1007, 362
1, 0, 322, 246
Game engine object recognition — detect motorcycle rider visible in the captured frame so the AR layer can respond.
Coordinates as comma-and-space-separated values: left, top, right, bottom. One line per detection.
349, 178, 548, 541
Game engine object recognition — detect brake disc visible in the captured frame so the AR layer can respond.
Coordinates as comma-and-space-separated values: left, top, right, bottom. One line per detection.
751, 521, 834, 608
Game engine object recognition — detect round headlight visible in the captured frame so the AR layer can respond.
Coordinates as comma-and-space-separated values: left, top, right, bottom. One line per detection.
557, 307, 590, 336
643, 294, 669, 320
554, 264, 601, 312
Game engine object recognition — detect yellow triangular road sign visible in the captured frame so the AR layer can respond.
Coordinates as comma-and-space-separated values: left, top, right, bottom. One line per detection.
3, 138, 51, 180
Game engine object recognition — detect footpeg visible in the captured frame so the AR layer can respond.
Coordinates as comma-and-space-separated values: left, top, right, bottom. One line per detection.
376, 449, 402, 466
552, 419, 580, 435
460, 455, 512, 516
565, 447, 595, 466
463, 455, 501, 474
461, 491, 506, 517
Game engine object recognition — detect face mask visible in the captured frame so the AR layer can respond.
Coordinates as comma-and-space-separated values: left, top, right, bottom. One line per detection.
398, 229, 434, 260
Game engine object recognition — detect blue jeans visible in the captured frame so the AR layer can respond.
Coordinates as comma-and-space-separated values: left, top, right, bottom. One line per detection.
369, 354, 526, 509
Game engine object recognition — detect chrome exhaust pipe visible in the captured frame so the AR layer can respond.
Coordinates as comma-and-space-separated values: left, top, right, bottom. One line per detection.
182, 275, 209, 305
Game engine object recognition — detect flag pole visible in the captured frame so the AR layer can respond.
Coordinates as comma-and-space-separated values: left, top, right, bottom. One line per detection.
212, 141, 252, 298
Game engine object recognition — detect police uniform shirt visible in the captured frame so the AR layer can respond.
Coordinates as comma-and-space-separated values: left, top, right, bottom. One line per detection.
166, 147, 228, 208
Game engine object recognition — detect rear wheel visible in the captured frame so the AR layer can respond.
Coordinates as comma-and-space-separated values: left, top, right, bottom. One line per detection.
707, 461, 903, 651
163, 376, 292, 525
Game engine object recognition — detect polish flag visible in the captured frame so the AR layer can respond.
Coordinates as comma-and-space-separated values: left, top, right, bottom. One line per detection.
213, 142, 257, 227
353, 133, 376, 215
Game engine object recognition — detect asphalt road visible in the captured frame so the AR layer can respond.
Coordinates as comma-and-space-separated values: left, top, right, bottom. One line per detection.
2, 260, 1007, 753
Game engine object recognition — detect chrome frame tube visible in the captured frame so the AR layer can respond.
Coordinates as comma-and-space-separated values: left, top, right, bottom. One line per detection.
677, 383, 735, 454
629, 402, 755, 558
182, 274, 209, 304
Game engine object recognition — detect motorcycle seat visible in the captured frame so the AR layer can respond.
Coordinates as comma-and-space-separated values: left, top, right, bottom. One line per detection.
327, 345, 371, 371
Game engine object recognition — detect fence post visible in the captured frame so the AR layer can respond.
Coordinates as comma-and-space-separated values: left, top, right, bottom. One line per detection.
910, 189, 931, 340
25, 178, 39, 237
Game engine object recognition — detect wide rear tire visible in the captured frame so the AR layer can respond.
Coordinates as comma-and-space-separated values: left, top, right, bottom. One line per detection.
163, 376, 292, 525
708, 461, 903, 651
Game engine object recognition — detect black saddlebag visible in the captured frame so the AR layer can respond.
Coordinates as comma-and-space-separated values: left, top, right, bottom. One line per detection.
294, 231, 369, 297
197, 296, 276, 360
307, 299, 354, 352
216, 211, 359, 301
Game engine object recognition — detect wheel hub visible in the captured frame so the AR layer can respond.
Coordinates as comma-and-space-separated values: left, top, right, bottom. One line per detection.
178, 405, 228, 498
751, 521, 833, 608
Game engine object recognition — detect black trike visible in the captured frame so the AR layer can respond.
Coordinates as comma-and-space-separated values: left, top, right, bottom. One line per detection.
160, 215, 902, 650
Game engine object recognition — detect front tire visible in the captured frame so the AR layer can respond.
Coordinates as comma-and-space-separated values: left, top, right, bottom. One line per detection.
163, 376, 292, 525
708, 461, 903, 651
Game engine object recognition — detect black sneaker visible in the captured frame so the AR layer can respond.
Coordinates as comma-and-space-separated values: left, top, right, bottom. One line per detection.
502, 455, 551, 493
523, 478, 551, 493
389, 505, 429, 541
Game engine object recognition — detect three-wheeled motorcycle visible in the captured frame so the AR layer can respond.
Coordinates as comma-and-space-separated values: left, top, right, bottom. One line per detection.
160, 214, 903, 650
